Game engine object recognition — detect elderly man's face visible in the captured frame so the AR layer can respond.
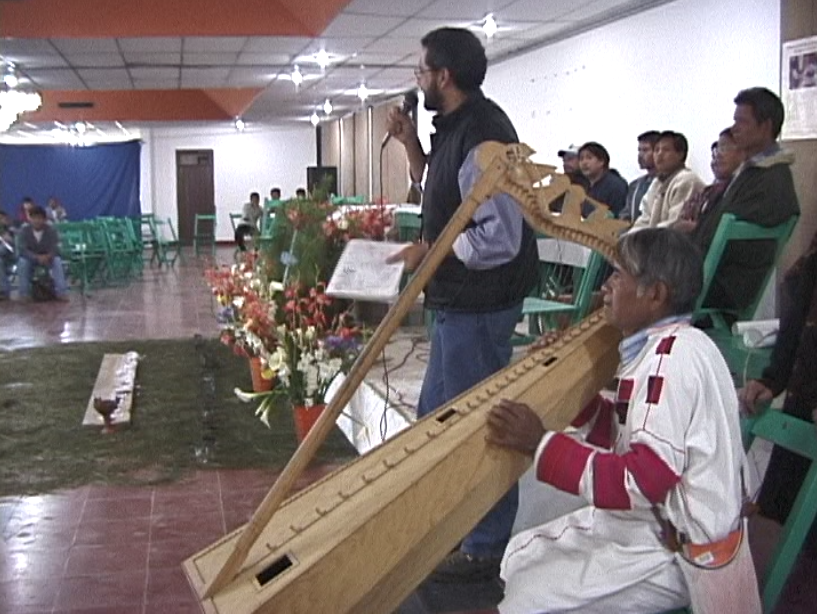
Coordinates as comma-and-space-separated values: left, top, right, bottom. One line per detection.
602, 265, 659, 337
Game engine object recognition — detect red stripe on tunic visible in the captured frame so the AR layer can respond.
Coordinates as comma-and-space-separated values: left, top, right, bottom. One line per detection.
656, 335, 676, 355
537, 433, 593, 495
617, 378, 635, 402
586, 401, 614, 449
592, 443, 680, 508
571, 395, 612, 428
592, 452, 631, 509
646, 375, 664, 404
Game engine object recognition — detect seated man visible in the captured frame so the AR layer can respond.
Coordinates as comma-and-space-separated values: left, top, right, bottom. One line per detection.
622, 130, 660, 222
265, 187, 282, 209
235, 191, 262, 251
46, 197, 68, 223
17, 206, 69, 301
578, 141, 628, 217
557, 144, 590, 190
675, 127, 745, 231
487, 229, 757, 613
690, 87, 800, 318
630, 131, 705, 230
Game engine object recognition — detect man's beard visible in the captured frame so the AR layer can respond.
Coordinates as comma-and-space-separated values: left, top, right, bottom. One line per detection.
423, 83, 443, 112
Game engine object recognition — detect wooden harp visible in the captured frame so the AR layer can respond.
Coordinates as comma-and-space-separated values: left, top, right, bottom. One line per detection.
184, 142, 630, 613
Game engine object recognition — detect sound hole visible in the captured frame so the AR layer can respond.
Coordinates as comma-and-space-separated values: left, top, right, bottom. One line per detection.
436, 408, 458, 423
543, 356, 557, 367
256, 554, 294, 586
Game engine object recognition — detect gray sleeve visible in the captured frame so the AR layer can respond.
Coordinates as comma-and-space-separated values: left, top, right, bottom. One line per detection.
452, 147, 523, 270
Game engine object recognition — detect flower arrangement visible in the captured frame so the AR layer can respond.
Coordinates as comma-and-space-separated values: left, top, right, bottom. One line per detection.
204, 254, 280, 358
234, 280, 365, 428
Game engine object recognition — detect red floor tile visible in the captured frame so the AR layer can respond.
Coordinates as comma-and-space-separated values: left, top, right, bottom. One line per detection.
73, 515, 151, 547
0, 577, 59, 613
81, 495, 152, 521
145, 565, 198, 605
64, 541, 149, 577
148, 539, 203, 570
0, 548, 67, 583
55, 570, 146, 610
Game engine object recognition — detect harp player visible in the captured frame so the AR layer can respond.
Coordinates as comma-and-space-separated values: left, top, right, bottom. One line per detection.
487, 229, 759, 613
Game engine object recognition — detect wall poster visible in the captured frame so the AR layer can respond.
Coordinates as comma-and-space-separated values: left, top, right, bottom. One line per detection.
782, 35, 817, 140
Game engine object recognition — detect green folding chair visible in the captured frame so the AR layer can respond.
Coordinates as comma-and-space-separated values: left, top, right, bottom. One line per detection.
742, 409, 817, 613
695, 214, 798, 332
193, 213, 217, 258
513, 237, 605, 346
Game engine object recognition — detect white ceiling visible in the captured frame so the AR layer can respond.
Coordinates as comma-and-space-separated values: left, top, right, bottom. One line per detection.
0, 0, 674, 129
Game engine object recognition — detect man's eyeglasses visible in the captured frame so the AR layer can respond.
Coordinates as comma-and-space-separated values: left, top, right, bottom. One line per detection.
413, 66, 437, 78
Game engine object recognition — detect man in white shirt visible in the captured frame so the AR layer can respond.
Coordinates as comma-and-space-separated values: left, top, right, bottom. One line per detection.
630, 131, 705, 230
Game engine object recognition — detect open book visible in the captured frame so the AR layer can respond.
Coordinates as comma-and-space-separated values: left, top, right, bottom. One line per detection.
326, 239, 408, 303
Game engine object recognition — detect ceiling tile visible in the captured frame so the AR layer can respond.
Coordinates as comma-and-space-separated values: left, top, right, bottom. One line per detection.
130, 67, 180, 80
0, 38, 58, 54
132, 78, 179, 89
242, 36, 312, 54
77, 68, 130, 81
422, 0, 510, 20
182, 52, 239, 66
386, 17, 472, 38
302, 37, 376, 56
183, 37, 249, 53
343, 0, 436, 17
503, 21, 576, 40
5, 53, 68, 69
25, 68, 86, 88
63, 53, 126, 68
227, 68, 275, 85
118, 37, 183, 53
51, 38, 119, 54
320, 15, 407, 38
236, 53, 292, 66
363, 37, 421, 55
83, 80, 134, 91
340, 51, 408, 67
123, 52, 182, 65
500, 0, 591, 20
180, 67, 231, 87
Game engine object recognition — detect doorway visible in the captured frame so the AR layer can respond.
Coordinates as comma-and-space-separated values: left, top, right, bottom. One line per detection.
176, 150, 214, 245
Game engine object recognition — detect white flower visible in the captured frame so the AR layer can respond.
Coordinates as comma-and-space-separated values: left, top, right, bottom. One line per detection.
234, 387, 267, 403
269, 281, 284, 294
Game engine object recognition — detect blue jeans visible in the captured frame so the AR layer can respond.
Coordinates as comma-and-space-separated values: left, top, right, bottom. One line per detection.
17, 256, 69, 298
418, 302, 523, 558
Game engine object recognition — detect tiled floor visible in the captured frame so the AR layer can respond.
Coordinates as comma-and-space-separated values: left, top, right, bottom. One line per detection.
1, 247, 816, 614
0, 467, 340, 614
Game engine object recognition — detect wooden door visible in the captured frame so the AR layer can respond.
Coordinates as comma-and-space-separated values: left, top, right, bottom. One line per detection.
176, 150, 214, 244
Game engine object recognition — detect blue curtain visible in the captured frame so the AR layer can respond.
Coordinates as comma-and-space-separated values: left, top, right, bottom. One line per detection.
0, 140, 141, 220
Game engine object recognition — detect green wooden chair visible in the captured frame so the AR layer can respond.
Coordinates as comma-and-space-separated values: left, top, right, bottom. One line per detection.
193, 213, 217, 258
395, 210, 422, 243
743, 409, 817, 613
229, 212, 243, 233
694, 214, 798, 332
154, 217, 183, 266
512, 238, 605, 346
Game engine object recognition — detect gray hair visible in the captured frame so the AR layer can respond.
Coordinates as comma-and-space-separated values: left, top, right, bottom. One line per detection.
616, 228, 703, 314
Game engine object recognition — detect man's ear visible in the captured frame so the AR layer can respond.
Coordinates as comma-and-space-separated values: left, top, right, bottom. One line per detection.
650, 281, 670, 309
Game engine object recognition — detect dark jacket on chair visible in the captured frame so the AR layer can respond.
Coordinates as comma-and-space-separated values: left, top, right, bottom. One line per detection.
691, 147, 800, 316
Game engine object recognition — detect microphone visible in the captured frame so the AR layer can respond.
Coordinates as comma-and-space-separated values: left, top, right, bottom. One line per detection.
382, 90, 419, 148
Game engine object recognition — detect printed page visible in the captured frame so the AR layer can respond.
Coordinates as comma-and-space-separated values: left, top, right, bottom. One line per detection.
327, 239, 408, 302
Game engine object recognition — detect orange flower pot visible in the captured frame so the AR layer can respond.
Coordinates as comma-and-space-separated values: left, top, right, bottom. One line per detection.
248, 356, 273, 392
293, 404, 326, 443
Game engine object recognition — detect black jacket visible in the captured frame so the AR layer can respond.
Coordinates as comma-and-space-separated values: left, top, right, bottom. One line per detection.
421, 91, 538, 312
